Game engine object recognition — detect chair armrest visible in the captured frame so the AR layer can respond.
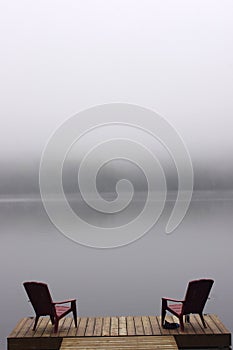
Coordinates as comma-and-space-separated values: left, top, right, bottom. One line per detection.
52, 299, 76, 305
162, 297, 184, 303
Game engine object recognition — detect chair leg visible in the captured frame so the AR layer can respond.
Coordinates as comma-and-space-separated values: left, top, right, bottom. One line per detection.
185, 314, 190, 323
50, 316, 54, 325
161, 299, 167, 327
179, 316, 184, 332
199, 313, 206, 328
54, 318, 59, 333
72, 301, 78, 327
33, 316, 39, 331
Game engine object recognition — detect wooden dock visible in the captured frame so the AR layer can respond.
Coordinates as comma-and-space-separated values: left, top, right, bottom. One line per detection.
7, 314, 231, 349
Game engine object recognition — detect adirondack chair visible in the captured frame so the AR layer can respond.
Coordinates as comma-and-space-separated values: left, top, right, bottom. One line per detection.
161, 279, 214, 331
23, 281, 77, 333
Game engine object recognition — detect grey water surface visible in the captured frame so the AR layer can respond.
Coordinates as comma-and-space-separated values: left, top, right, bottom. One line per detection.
0, 192, 232, 350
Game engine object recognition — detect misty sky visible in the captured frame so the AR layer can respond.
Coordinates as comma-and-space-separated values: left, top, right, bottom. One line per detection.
0, 0, 233, 196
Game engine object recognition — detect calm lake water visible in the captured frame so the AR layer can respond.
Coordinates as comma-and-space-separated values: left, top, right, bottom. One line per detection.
0, 192, 232, 349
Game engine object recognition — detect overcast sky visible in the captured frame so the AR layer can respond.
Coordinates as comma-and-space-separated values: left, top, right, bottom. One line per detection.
0, 0, 233, 195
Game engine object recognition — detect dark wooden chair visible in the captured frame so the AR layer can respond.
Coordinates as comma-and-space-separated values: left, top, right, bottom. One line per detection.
161, 279, 214, 331
23, 281, 77, 333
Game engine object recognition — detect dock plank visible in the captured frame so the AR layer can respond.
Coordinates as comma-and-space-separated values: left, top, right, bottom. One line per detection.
85, 317, 95, 336
49, 318, 65, 338
159, 315, 171, 336
67, 319, 79, 337
126, 316, 135, 336
58, 317, 72, 337
149, 316, 161, 335
141, 316, 152, 335
186, 315, 204, 334
76, 317, 88, 337
119, 316, 127, 336
8, 318, 28, 338
210, 314, 230, 333
33, 317, 50, 337
134, 316, 144, 335
93, 317, 103, 336
204, 314, 222, 334
41, 317, 54, 337
177, 315, 196, 335
193, 314, 213, 334
17, 318, 34, 338
110, 317, 119, 336
102, 317, 111, 337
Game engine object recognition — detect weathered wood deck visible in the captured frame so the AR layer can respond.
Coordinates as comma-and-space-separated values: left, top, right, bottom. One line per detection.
61, 336, 178, 349
7, 314, 231, 349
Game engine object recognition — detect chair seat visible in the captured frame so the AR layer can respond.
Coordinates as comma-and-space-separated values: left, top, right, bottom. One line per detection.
55, 305, 71, 317
168, 304, 182, 315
